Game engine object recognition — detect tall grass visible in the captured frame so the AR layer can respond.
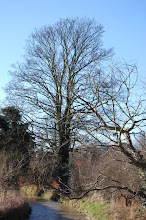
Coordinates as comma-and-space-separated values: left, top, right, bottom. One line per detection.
109, 199, 146, 220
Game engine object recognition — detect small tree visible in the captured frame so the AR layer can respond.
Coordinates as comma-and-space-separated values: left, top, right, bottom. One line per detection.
29, 149, 58, 190
0, 150, 27, 195
0, 106, 34, 150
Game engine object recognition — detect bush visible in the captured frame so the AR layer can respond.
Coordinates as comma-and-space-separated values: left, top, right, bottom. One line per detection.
0, 191, 31, 220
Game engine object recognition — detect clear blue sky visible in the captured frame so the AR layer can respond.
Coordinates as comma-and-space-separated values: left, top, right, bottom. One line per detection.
0, 0, 146, 101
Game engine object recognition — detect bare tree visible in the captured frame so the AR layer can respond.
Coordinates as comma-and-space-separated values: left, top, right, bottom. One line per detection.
75, 61, 146, 202
6, 18, 112, 188
0, 150, 27, 195
29, 149, 58, 190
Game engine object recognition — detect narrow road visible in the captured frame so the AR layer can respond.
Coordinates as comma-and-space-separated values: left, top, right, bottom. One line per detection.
28, 199, 84, 220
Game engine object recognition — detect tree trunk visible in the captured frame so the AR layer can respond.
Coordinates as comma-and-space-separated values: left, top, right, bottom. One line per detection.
58, 131, 70, 191
59, 144, 69, 185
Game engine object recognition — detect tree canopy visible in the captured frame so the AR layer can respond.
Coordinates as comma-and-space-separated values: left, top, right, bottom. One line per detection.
6, 18, 112, 186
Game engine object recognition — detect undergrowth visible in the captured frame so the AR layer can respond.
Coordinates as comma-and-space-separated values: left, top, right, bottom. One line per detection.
0, 191, 31, 220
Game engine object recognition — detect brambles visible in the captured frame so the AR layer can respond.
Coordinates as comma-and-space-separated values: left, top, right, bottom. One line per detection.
0, 191, 31, 220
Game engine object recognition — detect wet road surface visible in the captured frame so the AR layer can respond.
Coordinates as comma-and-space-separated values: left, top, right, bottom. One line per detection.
28, 199, 84, 220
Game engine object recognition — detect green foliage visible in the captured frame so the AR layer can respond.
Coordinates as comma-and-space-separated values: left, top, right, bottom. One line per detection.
0, 106, 35, 185
2, 106, 21, 123
0, 106, 35, 154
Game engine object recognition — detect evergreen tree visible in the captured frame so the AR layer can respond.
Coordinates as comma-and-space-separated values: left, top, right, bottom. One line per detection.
0, 106, 35, 172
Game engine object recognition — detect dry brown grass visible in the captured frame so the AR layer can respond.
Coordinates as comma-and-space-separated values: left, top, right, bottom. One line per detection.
109, 199, 146, 220
0, 191, 31, 220
0, 191, 24, 212
78, 192, 146, 220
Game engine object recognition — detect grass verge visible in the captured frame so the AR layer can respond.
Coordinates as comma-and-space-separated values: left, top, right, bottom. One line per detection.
62, 196, 146, 220
63, 199, 111, 220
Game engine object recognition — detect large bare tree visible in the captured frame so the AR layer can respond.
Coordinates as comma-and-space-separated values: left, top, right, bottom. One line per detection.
6, 18, 112, 188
